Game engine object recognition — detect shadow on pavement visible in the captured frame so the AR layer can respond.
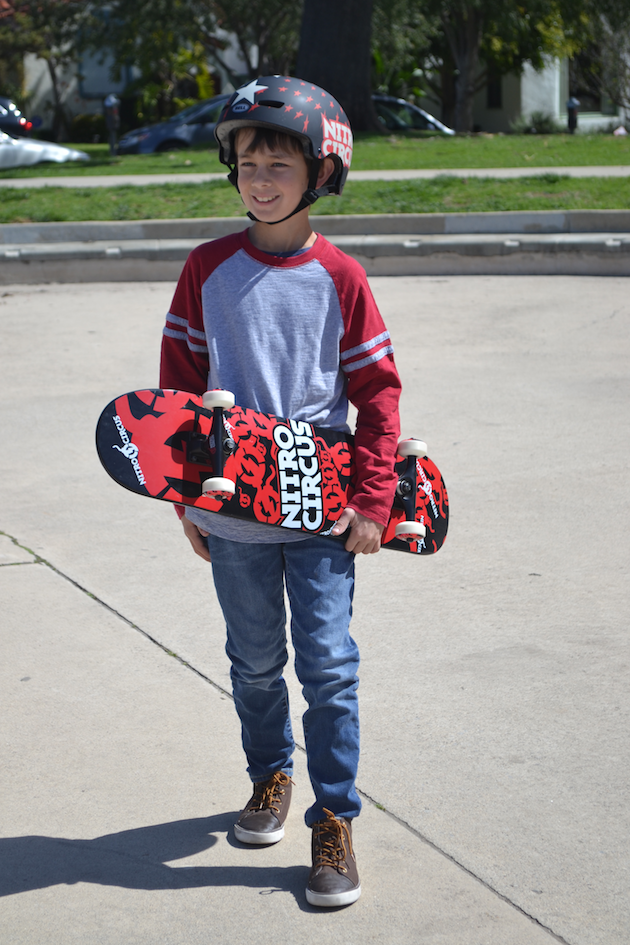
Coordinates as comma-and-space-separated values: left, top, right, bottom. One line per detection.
0, 811, 312, 906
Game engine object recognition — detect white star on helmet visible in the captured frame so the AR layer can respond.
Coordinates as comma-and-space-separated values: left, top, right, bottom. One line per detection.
232, 79, 269, 106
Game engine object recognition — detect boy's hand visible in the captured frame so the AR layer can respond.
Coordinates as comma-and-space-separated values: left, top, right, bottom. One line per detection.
181, 516, 211, 562
332, 507, 384, 555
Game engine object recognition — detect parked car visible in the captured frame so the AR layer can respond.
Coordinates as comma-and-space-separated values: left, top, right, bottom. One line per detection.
0, 131, 89, 169
0, 96, 33, 137
372, 95, 455, 135
117, 94, 231, 154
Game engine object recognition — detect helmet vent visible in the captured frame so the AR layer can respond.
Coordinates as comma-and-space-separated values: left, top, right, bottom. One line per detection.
257, 99, 284, 109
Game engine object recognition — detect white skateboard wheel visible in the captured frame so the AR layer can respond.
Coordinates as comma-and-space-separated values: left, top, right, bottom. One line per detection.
202, 389, 235, 410
398, 438, 428, 458
201, 476, 235, 499
395, 521, 427, 542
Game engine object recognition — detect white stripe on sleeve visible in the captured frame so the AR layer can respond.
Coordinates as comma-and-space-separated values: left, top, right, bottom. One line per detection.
342, 345, 394, 373
340, 330, 390, 363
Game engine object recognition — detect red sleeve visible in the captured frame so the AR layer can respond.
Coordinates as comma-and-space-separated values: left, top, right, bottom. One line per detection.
318, 243, 402, 527
159, 232, 242, 394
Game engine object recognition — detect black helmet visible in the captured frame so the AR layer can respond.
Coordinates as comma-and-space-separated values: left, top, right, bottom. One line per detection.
214, 75, 353, 221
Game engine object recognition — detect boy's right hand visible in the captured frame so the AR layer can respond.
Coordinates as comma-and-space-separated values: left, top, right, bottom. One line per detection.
332, 507, 384, 555
181, 516, 211, 562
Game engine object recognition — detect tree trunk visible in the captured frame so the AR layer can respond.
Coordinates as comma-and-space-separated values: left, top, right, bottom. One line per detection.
46, 55, 68, 142
441, 4, 484, 132
440, 45, 457, 128
296, 0, 380, 131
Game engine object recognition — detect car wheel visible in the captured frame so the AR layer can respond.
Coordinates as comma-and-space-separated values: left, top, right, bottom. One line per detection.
156, 140, 188, 153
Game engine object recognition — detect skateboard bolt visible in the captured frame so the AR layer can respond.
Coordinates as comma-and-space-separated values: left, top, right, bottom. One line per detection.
223, 438, 235, 454
397, 479, 413, 497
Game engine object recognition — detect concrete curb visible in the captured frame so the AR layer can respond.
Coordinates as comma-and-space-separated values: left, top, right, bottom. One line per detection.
2, 211, 629, 282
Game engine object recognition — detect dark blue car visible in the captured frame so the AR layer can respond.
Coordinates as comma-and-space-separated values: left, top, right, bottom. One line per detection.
117, 95, 231, 154
372, 95, 455, 135
0, 97, 33, 137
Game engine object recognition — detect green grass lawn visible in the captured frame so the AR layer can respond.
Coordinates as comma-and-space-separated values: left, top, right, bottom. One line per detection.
2, 173, 629, 224
1, 132, 629, 180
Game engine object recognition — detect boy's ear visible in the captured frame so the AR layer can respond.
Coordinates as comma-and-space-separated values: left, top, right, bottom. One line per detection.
316, 157, 336, 189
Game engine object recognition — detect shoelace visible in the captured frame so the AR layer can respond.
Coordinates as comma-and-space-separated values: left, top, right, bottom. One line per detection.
313, 808, 353, 872
248, 772, 292, 813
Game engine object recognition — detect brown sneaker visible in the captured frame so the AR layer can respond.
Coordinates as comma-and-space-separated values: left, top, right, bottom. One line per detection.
306, 808, 361, 907
234, 771, 293, 845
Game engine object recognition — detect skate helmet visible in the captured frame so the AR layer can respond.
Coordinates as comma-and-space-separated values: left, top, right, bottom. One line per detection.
214, 75, 353, 222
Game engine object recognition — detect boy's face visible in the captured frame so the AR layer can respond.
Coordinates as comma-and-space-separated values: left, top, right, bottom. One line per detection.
235, 129, 310, 223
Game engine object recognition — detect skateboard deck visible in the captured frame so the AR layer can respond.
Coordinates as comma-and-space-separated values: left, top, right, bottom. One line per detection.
96, 389, 449, 555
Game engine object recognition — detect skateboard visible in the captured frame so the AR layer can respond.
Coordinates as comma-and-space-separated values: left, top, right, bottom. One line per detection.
96, 389, 449, 555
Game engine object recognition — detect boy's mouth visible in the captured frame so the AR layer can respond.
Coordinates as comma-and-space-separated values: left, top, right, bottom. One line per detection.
253, 194, 279, 205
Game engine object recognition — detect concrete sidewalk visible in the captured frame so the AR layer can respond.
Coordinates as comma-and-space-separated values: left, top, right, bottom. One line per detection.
0, 164, 629, 189
1, 276, 629, 945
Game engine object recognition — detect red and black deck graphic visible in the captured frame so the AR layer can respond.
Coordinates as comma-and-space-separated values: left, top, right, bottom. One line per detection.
383, 455, 449, 555
96, 389, 448, 554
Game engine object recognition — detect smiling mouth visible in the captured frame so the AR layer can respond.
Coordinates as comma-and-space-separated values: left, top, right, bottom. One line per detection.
253, 195, 279, 204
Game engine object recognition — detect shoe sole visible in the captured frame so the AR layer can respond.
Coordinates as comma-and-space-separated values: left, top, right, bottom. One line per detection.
234, 823, 285, 845
305, 884, 361, 907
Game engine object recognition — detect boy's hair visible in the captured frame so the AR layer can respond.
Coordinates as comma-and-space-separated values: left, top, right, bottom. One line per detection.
235, 125, 309, 164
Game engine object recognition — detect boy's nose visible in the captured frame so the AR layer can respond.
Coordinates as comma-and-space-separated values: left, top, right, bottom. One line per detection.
252, 165, 272, 185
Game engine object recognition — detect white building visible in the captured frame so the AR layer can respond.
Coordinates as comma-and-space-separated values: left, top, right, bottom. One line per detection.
23, 36, 249, 135
471, 56, 625, 133
418, 56, 627, 134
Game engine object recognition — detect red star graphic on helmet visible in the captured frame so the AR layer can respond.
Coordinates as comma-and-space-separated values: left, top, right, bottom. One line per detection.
315, 103, 321, 110
284, 105, 293, 112
278, 86, 287, 91
306, 96, 313, 102
294, 110, 303, 119
249, 103, 260, 111
293, 90, 301, 96
302, 117, 309, 132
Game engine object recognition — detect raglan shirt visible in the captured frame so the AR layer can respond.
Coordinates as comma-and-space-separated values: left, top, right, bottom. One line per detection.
159, 229, 402, 542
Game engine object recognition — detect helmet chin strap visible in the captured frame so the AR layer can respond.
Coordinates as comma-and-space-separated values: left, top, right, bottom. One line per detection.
228, 161, 327, 226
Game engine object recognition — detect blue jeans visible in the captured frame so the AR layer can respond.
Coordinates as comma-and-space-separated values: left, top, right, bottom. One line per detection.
206, 533, 361, 826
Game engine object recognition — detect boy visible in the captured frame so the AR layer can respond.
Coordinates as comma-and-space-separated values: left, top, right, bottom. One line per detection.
159, 75, 401, 907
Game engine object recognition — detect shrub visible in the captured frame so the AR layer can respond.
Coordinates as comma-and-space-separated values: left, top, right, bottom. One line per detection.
509, 111, 564, 134
69, 113, 108, 143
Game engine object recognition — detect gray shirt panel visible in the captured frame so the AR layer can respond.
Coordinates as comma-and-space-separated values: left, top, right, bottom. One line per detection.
187, 246, 349, 543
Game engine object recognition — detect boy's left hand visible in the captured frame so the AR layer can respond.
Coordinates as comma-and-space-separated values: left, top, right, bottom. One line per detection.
332, 507, 384, 555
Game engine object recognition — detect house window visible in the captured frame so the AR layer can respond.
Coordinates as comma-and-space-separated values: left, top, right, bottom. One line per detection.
569, 48, 617, 114
487, 74, 502, 109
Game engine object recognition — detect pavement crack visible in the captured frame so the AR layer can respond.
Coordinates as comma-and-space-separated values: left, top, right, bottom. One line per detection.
0, 560, 40, 567
356, 791, 573, 944
0, 529, 234, 702
2, 529, 573, 944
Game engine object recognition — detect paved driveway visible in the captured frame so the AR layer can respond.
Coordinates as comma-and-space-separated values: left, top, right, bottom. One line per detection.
1, 276, 628, 944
